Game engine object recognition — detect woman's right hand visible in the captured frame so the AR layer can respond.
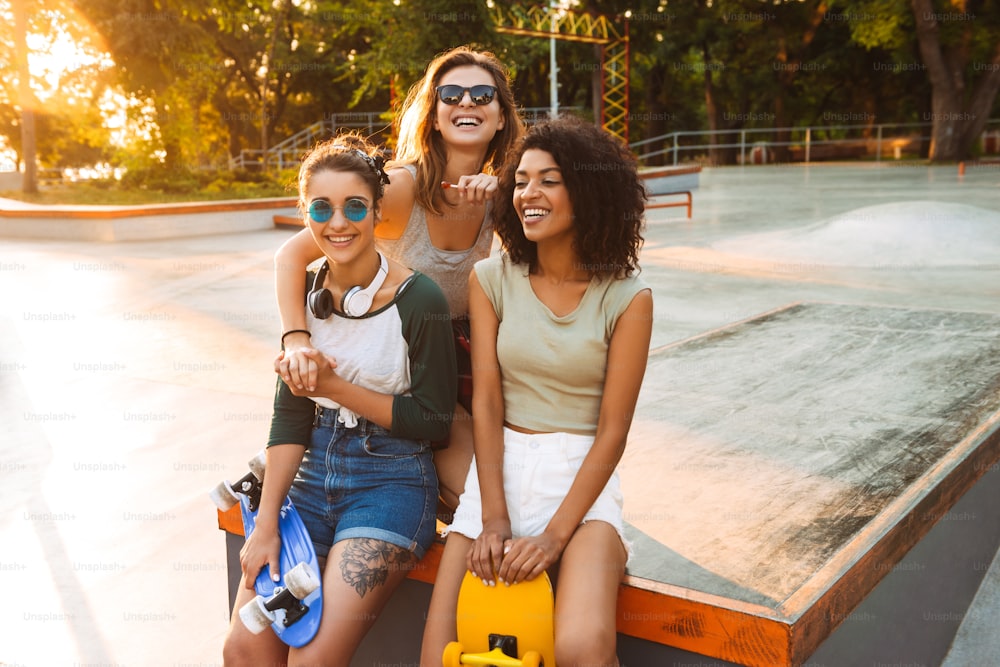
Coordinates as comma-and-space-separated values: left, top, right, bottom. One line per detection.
240, 521, 281, 589
467, 518, 512, 585
276, 332, 321, 391
452, 173, 499, 205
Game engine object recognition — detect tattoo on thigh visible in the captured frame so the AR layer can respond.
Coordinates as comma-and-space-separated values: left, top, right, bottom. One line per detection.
339, 539, 414, 598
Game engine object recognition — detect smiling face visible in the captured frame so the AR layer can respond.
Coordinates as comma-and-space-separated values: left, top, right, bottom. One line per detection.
513, 149, 574, 246
305, 169, 379, 267
433, 65, 505, 148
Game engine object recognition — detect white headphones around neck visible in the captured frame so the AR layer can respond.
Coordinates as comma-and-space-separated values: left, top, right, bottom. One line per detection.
309, 252, 389, 319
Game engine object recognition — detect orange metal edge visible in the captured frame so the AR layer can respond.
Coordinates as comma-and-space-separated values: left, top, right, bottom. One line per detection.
641, 165, 703, 178
218, 506, 445, 584
217, 505, 243, 535
617, 576, 792, 667
0, 197, 299, 219
780, 416, 1000, 664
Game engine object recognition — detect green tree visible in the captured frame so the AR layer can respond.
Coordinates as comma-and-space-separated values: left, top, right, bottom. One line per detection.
11, 0, 37, 192
845, 0, 1000, 161
75, 0, 213, 171
910, 0, 1000, 160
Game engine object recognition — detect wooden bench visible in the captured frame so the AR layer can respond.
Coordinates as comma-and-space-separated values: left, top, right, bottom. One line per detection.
641, 165, 701, 218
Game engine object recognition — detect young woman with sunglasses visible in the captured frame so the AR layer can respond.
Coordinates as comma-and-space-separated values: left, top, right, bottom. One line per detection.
223, 135, 456, 666
274, 46, 525, 516
420, 117, 653, 667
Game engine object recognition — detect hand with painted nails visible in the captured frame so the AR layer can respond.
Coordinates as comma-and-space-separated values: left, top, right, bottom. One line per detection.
467, 518, 511, 585
441, 173, 498, 205
496, 532, 563, 585
239, 514, 282, 589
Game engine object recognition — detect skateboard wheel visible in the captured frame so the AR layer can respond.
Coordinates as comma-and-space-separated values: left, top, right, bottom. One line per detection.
284, 562, 320, 600
208, 481, 239, 511
248, 450, 267, 481
521, 651, 542, 667
441, 641, 463, 667
239, 595, 275, 635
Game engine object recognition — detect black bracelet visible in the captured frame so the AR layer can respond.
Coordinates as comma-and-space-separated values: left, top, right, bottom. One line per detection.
281, 329, 311, 345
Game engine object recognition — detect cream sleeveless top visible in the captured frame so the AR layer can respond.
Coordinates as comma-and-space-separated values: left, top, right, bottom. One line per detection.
474, 254, 650, 434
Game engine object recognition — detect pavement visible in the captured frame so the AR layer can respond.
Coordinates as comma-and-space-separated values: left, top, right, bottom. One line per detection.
1, 161, 999, 666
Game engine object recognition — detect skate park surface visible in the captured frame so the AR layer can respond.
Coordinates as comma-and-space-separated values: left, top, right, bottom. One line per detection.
2, 162, 999, 666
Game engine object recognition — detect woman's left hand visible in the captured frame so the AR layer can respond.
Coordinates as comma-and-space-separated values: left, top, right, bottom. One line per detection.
496, 532, 563, 585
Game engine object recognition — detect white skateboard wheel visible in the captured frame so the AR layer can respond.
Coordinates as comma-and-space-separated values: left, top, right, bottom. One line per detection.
248, 450, 267, 481
208, 481, 239, 511
284, 562, 320, 600
239, 595, 275, 635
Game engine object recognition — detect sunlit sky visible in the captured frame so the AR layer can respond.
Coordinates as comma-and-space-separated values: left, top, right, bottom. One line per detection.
27, 32, 95, 98
1, 22, 123, 170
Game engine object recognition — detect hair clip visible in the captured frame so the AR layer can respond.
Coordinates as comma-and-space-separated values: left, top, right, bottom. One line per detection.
370, 155, 391, 187
330, 144, 391, 193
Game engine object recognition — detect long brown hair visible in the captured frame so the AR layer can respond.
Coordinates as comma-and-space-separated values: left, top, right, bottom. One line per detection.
393, 46, 524, 215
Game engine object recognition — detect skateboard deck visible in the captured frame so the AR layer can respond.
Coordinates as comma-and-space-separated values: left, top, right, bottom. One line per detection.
444, 570, 555, 667
211, 452, 322, 648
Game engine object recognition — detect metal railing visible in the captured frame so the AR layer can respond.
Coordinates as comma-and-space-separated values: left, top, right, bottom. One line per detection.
630, 120, 1000, 166
230, 111, 388, 170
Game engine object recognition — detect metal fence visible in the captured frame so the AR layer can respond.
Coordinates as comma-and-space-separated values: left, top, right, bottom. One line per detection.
629, 120, 1000, 167
229, 112, 387, 171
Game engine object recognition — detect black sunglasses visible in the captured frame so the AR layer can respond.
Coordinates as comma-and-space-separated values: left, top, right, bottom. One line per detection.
308, 197, 369, 223
436, 84, 498, 106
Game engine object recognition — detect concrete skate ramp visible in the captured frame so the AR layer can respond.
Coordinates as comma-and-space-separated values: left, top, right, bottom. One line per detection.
713, 201, 1000, 268
617, 301, 1000, 665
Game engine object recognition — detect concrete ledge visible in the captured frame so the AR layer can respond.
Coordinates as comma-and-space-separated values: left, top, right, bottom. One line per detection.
0, 197, 299, 241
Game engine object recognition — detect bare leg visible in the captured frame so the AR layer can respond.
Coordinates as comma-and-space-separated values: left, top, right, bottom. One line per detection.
420, 533, 474, 667
222, 573, 289, 667
290, 538, 415, 667
433, 403, 474, 512
553, 521, 627, 667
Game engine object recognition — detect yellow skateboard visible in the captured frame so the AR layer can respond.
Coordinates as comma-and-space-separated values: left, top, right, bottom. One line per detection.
443, 570, 555, 667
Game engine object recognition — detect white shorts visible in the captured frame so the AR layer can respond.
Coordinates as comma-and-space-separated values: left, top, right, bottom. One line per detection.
445, 427, 631, 562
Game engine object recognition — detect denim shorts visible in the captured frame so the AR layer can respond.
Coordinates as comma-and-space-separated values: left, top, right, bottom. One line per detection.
286, 406, 439, 559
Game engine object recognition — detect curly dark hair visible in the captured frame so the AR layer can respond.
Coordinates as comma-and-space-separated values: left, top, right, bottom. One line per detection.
494, 117, 646, 278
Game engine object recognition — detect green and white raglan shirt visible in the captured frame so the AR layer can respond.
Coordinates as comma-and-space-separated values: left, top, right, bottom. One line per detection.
267, 272, 457, 446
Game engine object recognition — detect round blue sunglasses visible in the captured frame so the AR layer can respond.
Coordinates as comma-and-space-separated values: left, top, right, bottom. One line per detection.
308, 198, 369, 223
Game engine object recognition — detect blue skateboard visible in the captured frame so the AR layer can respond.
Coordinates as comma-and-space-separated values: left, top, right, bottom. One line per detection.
211, 451, 322, 647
